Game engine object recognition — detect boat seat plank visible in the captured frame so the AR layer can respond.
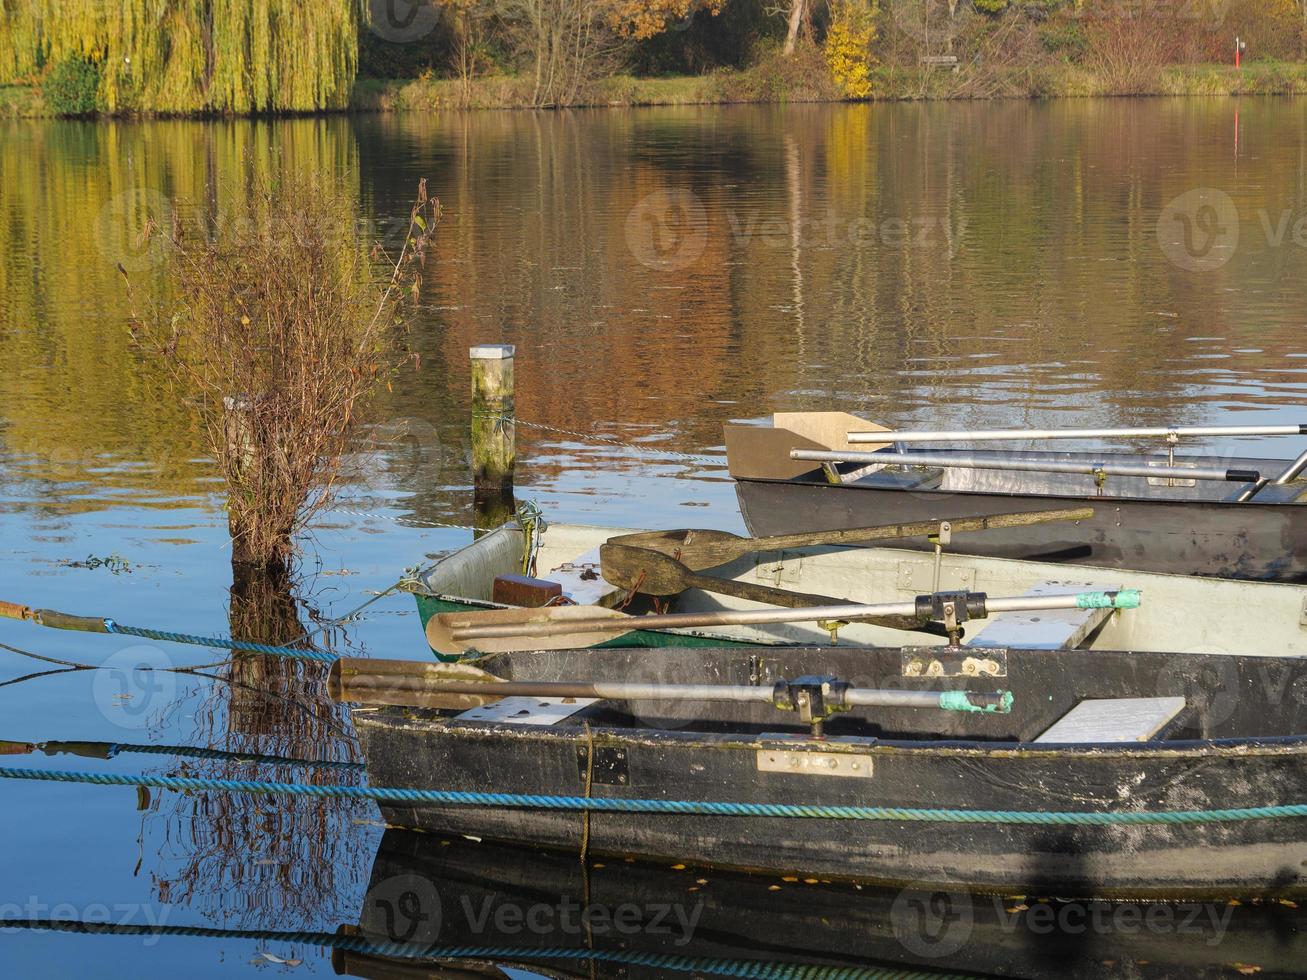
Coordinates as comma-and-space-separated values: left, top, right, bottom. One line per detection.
1032, 697, 1187, 744
541, 547, 613, 606
965, 580, 1119, 650
455, 696, 598, 727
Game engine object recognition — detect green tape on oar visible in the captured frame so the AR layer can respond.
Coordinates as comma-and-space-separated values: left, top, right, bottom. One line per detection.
1076, 589, 1141, 610
938, 691, 1013, 714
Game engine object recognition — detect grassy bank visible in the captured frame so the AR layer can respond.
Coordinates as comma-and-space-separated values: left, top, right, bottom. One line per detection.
352, 61, 1307, 112
7, 61, 1307, 119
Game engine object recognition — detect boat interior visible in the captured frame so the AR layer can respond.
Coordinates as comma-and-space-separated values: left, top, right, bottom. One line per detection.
413, 522, 1307, 655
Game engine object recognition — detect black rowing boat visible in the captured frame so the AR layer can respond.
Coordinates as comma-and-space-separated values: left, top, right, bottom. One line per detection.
338, 644, 1307, 900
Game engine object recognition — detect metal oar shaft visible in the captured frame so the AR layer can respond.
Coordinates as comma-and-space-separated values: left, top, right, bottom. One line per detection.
450, 591, 1139, 642
849, 424, 1307, 443
792, 449, 1260, 485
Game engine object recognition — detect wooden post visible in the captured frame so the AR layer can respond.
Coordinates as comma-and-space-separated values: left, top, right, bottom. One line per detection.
223, 394, 257, 565
470, 344, 516, 512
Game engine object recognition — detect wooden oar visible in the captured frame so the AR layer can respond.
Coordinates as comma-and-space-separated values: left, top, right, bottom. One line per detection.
598, 542, 946, 637
329, 656, 1013, 715
426, 589, 1141, 655
603, 507, 1094, 571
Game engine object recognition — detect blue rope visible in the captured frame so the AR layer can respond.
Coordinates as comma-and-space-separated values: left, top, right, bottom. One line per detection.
3, 765, 1306, 825
0, 919, 966, 979
102, 621, 336, 663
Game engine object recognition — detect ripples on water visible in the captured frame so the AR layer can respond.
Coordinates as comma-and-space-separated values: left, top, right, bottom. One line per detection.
0, 99, 1305, 976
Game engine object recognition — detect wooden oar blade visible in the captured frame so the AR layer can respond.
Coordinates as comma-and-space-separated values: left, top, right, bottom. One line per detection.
330, 657, 505, 709
427, 604, 634, 655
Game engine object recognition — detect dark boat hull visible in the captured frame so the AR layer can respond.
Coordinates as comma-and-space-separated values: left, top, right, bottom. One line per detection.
351, 646, 1307, 900
734, 477, 1307, 582
339, 829, 1307, 980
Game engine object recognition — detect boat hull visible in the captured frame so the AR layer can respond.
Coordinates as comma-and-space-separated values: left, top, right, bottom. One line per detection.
351, 645, 1307, 900
735, 477, 1307, 582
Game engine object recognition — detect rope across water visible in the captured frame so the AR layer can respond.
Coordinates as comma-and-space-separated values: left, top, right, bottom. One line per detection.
3, 765, 1306, 825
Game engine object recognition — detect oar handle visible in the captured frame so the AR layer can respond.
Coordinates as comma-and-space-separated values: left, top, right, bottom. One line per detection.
451, 590, 1141, 642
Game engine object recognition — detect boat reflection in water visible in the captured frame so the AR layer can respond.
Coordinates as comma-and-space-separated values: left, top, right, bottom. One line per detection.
334, 829, 1306, 980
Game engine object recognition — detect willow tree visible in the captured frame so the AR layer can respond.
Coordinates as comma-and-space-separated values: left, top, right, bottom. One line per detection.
0, 0, 361, 113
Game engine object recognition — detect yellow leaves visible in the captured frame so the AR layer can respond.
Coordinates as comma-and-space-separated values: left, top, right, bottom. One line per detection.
824, 0, 879, 100
0, 0, 359, 112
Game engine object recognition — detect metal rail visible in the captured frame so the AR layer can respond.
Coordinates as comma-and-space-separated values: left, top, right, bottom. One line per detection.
791, 449, 1261, 485
847, 424, 1307, 444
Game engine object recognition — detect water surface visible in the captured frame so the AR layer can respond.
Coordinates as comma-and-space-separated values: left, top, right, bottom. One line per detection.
1, 99, 1305, 977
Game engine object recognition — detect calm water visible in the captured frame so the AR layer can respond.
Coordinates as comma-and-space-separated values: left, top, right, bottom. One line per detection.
2, 100, 1306, 977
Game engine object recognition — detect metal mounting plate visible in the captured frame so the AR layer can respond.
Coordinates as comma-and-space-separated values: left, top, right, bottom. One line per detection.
576, 745, 630, 786
901, 646, 1007, 678
757, 749, 874, 778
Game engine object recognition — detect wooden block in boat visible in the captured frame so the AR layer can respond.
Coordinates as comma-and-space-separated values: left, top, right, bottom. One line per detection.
541, 547, 614, 606
965, 580, 1119, 650
1032, 697, 1186, 744
492, 574, 563, 608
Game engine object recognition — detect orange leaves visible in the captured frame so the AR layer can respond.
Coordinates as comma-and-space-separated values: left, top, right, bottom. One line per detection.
607, 0, 724, 41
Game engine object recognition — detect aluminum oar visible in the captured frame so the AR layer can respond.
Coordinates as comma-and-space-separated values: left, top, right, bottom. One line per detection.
791, 449, 1261, 485
848, 423, 1307, 443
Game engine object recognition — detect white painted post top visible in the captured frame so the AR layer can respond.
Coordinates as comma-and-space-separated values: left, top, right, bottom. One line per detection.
470, 344, 515, 360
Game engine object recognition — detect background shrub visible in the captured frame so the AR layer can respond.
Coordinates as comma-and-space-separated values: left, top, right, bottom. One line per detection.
43, 55, 101, 116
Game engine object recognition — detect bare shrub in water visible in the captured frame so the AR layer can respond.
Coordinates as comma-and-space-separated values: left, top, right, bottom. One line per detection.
127, 177, 438, 569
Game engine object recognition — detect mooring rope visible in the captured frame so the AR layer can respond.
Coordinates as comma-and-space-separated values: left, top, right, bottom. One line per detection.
2, 765, 1306, 825
0, 919, 966, 980
0, 602, 337, 664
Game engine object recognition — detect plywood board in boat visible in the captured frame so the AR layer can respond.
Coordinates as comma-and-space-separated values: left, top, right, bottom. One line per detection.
967, 580, 1118, 650
1033, 696, 1186, 744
